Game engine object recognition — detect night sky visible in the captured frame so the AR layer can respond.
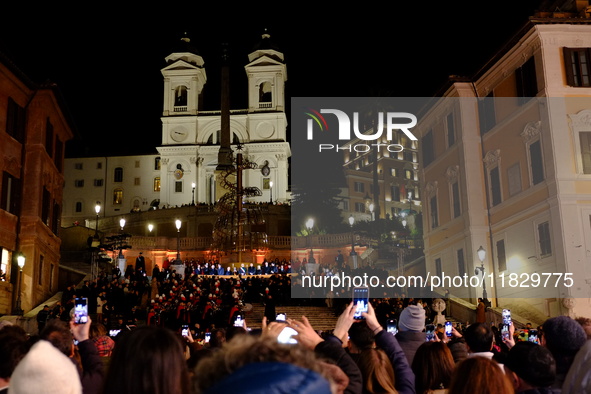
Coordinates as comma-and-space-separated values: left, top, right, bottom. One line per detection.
0, 1, 544, 157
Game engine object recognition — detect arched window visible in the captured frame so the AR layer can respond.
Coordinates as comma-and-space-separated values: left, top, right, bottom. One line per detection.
174, 86, 188, 106
207, 131, 241, 145
259, 81, 272, 103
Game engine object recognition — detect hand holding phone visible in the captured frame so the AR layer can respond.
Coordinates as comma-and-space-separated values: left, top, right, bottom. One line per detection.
445, 321, 452, 337
502, 309, 512, 326
353, 287, 369, 320
181, 325, 189, 337
425, 324, 436, 341
74, 297, 88, 324
387, 319, 398, 335
277, 326, 298, 344
233, 314, 244, 327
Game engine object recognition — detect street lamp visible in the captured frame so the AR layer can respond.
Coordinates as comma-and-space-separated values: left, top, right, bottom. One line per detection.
305, 218, 315, 264
148, 224, 154, 234
118, 218, 126, 258
91, 203, 101, 280
94, 204, 101, 237
402, 218, 408, 248
269, 181, 273, 204
191, 182, 196, 206
474, 245, 488, 304
14, 253, 25, 315
175, 219, 182, 262
349, 215, 358, 269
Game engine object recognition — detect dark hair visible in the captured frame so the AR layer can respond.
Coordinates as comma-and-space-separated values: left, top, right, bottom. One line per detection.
225, 326, 247, 342
448, 357, 513, 394
102, 326, 190, 394
505, 341, 555, 387
40, 318, 73, 357
208, 328, 226, 349
463, 323, 493, 353
412, 341, 455, 393
348, 321, 375, 350
0, 326, 30, 379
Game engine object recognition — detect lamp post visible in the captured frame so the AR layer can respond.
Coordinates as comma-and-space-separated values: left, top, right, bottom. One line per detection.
305, 218, 315, 264
94, 204, 101, 237
349, 215, 358, 269
91, 203, 101, 280
191, 182, 196, 206
402, 218, 408, 248
474, 245, 488, 304
118, 218, 126, 259
14, 253, 25, 315
175, 219, 182, 263
269, 181, 273, 204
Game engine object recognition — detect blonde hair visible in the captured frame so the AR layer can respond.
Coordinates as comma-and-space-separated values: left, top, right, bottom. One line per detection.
192, 335, 334, 393
357, 348, 398, 394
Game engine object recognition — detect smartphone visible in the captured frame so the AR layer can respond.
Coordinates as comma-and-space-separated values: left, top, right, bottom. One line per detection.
425, 324, 436, 341
387, 319, 398, 335
276, 313, 286, 322
502, 309, 512, 326
233, 314, 244, 327
445, 321, 453, 337
277, 326, 298, 344
74, 297, 88, 324
528, 329, 539, 344
501, 324, 510, 340
181, 325, 189, 337
109, 329, 121, 337
353, 287, 369, 320
205, 332, 211, 343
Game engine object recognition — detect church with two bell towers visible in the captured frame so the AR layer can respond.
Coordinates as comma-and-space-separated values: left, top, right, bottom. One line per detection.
61, 31, 291, 224
156, 32, 291, 208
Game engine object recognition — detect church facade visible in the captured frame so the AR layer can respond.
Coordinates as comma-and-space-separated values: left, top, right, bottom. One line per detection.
62, 32, 291, 225
156, 33, 290, 208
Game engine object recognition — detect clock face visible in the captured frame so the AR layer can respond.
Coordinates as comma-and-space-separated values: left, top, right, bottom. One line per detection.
174, 169, 184, 180
170, 127, 188, 142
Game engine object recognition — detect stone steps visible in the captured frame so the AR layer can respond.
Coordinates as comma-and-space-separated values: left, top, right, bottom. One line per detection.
242, 303, 340, 331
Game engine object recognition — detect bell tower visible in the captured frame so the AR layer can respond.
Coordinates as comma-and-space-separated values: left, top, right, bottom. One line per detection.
160, 33, 206, 145
245, 29, 287, 114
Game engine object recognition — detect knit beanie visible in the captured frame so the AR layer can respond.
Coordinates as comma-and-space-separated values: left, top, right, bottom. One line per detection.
542, 316, 587, 357
399, 305, 426, 332
8, 339, 82, 394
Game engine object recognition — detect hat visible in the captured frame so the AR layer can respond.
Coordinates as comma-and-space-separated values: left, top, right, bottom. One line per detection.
542, 316, 587, 356
398, 305, 426, 332
203, 361, 331, 394
9, 339, 82, 394
504, 341, 555, 387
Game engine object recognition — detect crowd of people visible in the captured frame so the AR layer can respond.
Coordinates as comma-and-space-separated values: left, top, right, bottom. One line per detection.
2, 257, 591, 393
